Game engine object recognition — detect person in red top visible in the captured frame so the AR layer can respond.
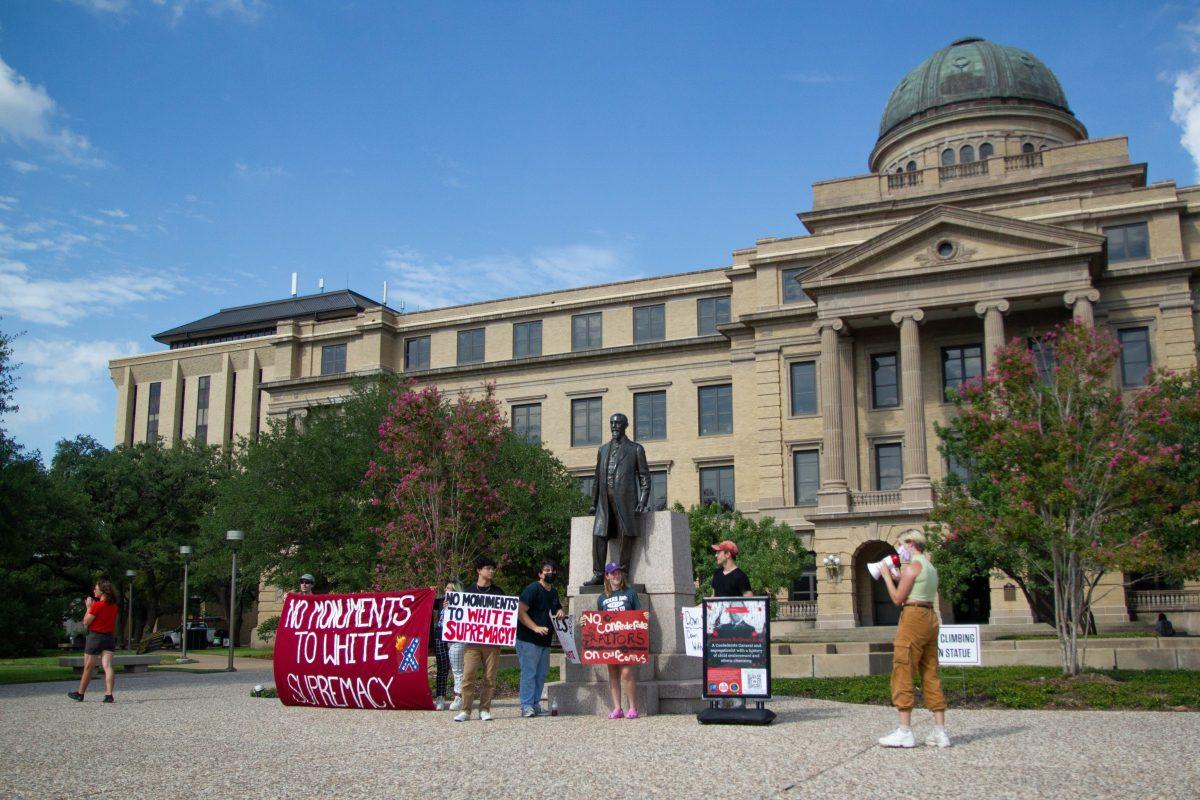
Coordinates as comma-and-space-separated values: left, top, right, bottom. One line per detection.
68, 580, 120, 703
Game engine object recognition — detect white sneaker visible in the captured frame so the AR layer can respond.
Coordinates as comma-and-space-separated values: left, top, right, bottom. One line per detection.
925, 727, 951, 748
435, 699, 446, 711
878, 727, 916, 748
453, 711, 470, 722
448, 696, 463, 711
479, 710, 493, 721
521, 706, 537, 718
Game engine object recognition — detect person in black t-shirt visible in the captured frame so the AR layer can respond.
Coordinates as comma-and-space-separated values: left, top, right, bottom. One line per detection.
516, 560, 564, 717
711, 540, 753, 597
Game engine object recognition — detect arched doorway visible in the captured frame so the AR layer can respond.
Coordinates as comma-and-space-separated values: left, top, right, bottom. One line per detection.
854, 540, 901, 626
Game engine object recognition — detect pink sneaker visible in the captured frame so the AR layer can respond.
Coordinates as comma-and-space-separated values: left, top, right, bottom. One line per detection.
625, 708, 639, 719
607, 708, 625, 719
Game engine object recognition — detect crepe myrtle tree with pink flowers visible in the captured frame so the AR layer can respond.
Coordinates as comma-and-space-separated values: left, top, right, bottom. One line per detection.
930, 321, 1200, 675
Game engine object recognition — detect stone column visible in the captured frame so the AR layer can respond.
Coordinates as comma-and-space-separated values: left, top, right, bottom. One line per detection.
838, 337, 860, 491
816, 318, 849, 513
974, 299, 1010, 364
1063, 288, 1099, 327
891, 309, 932, 508
114, 365, 136, 447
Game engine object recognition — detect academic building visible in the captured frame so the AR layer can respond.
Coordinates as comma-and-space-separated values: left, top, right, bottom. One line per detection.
110, 37, 1200, 634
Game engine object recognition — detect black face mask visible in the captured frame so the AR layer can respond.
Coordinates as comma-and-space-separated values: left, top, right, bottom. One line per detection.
542, 572, 557, 584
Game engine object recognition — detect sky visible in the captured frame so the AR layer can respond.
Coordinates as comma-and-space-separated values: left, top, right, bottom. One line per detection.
3, 0, 1200, 461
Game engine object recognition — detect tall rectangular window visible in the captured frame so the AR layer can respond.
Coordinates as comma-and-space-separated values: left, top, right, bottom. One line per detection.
789, 360, 817, 415
146, 382, 161, 442
572, 312, 602, 351
1118, 327, 1152, 387
871, 353, 899, 408
195, 376, 210, 444
404, 336, 430, 370
457, 328, 485, 365
947, 454, 971, 484
649, 470, 668, 511
512, 403, 542, 444
697, 296, 730, 336
633, 304, 665, 343
793, 449, 820, 505
782, 267, 808, 304
874, 443, 903, 491
634, 390, 667, 441
790, 555, 818, 602
576, 475, 595, 502
1029, 338, 1056, 385
1104, 222, 1150, 262
512, 321, 542, 359
942, 344, 983, 399
698, 384, 733, 436
699, 465, 735, 510
320, 343, 347, 375
571, 397, 603, 446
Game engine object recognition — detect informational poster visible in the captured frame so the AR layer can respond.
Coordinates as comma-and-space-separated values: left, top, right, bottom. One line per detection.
937, 624, 982, 666
703, 596, 771, 699
681, 606, 703, 657
274, 590, 435, 711
551, 614, 582, 664
439, 591, 520, 647
580, 610, 650, 665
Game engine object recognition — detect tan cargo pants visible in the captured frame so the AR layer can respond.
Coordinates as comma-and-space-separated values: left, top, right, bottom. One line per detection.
890, 605, 946, 712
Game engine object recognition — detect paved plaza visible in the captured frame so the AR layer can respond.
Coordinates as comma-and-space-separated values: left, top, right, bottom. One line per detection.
2, 666, 1198, 800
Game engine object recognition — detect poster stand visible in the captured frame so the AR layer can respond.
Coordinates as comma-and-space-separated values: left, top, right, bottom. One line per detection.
696, 595, 776, 726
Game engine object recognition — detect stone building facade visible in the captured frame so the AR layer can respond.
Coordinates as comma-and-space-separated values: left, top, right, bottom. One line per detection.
110, 37, 1200, 634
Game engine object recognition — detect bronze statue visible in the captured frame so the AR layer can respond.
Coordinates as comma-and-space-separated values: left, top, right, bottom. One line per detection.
583, 413, 651, 586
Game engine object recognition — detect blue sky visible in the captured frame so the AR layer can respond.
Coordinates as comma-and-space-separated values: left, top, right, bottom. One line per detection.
3, 0, 1200, 460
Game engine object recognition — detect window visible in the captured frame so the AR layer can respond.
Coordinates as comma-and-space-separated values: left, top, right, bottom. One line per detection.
571, 397, 603, 446
906, 160, 917, 172
572, 312, 602, 351
790, 554, 818, 602
404, 336, 430, 370
577, 475, 595, 502
1118, 327, 1152, 387
941, 148, 955, 166
649, 470, 668, 511
793, 449, 820, 505
146, 382, 161, 442
1021, 142, 1035, 154
634, 390, 667, 441
697, 296, 730, 335
959, 144, 975, 163
320, 343, 347, 375
699, 466, 735, 510
781, 268, 808, 304
871, 353, 899, 408
1104, 222, 1150, 262
698, 384, 733, 436
942, 344, 984, 399
874, 443, 903, 491
633, 304, 665, 343
195, 375, 210, 444
1029, 338, 1055, 384
895, 166, 903, 174
512, 403, 541, 444
946, 454, 971, 484
512, 321, 542, 359
789, 360, 817, 415
978, 142, 994, 159
457, 328, 485, 365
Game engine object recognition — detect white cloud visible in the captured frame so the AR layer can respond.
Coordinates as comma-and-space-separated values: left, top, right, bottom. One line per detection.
784, 71, 853, 85
10, 387, 101, 424
157, 0, 267, 26
99, 208, 128, 219
0, 54, 105, 166
383, 243, 637, 310
8, 160, 38, 173
1173, 12, 1200, 182
69, 0, 132, 13
0, 263, 179, 326
12, 337, 139, 386
235, 161, 287, 179
0, 195, 17, 211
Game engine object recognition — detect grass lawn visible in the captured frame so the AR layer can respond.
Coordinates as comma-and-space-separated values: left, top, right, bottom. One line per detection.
0, 651, 184, 685
773, 665, 1200, 711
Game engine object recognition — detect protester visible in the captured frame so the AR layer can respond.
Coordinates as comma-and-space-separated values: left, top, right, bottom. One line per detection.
711, 541, 753, 597
596, 562, 641, 719
878, 529, 949, 748
1156, 612, 1176, 638
68, 580, 120, 703
517, 560, 565, 718
430, 586, 450, 710
455, 557, 505, 722
445, 579, 466, 711
298, 574, 315, 594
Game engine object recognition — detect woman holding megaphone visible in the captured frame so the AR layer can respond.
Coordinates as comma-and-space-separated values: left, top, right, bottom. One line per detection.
876, 529, 950, 749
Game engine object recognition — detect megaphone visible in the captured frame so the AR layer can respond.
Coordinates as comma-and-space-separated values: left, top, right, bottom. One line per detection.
867, 554, 901, 580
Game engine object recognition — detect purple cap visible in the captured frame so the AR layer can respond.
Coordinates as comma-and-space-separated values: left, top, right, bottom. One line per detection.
603, 562, 624, 575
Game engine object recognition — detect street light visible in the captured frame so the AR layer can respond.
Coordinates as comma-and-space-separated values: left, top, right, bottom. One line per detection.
178, 546, 193, 664
125, 569, 137, 650
225, 530, 244, 672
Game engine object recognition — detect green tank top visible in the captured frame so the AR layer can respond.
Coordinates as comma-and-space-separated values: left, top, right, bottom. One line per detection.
908, 553, 938, 604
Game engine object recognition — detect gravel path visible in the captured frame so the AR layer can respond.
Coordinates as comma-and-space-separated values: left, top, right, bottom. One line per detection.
3, 670, 1198, 800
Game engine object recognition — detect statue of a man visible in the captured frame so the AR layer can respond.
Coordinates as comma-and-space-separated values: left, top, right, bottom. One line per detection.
583, 413, 651, 586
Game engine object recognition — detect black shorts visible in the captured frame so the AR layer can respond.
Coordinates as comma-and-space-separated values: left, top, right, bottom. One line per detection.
84, 632, 117, 655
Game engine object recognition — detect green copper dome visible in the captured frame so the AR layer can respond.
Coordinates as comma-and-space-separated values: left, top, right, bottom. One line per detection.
878, 37, 1072, 139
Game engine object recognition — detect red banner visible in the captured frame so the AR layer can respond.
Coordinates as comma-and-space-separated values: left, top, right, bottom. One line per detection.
580, 610, 650, 665
273, 590, 435, 711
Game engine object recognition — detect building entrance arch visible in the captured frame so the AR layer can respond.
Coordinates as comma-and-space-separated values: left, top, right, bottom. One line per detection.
854, 540, 901, 626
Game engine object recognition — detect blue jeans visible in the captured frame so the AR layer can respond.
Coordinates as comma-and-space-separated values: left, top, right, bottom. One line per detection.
515, 639, 550, 712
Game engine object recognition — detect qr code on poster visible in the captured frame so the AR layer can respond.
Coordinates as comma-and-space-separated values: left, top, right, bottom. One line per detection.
743, 669, 767, 694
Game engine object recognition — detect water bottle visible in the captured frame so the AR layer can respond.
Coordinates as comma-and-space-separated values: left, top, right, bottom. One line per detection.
550, 698, 559, 716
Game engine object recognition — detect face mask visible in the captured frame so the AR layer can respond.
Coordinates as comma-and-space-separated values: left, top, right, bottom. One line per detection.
897, 544, 911, 563
543, 572, 557, 584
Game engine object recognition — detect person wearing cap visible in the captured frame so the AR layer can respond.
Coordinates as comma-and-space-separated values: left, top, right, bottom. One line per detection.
596, 563, 641, 719
878, 528, 949, 749
298, 574, 315, 594
710, 541, 752, 598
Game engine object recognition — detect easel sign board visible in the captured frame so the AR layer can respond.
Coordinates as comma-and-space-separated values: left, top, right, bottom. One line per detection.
938, 624, 982, 666
702, 596, 771, 699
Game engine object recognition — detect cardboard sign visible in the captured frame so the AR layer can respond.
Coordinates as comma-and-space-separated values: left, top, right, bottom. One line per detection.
440, 591, 519, 646
274, 590, 435, 711
681, 606, 703, 658
551, 614, 581, 664
580, 610, 650, 665
703, 596, 771, 699
937, 624, 982, 666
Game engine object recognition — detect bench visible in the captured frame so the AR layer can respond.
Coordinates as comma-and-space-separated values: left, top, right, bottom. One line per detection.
58, 655, 160, 676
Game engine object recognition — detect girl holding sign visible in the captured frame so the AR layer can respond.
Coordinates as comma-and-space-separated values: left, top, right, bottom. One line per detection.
596, 563, 640, 719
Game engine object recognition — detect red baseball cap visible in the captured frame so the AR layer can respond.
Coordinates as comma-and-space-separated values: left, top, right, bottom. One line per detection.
711, 540, 738, 557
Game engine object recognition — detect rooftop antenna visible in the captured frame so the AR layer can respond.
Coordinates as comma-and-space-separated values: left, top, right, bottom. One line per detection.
318, 277, 325, 293
382, 280, 388, 306
290, 272, 298, 297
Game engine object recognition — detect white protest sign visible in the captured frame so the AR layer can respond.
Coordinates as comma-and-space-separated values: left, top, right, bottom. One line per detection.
551, 614, 581, 664
681, 606, 703, 657
938, 624, 982, 666
440, 591, 520, 646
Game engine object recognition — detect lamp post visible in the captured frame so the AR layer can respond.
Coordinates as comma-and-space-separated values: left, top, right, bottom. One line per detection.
225, 530, 244, 672
125, 569, 137, 650
178, 545, 193, 664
